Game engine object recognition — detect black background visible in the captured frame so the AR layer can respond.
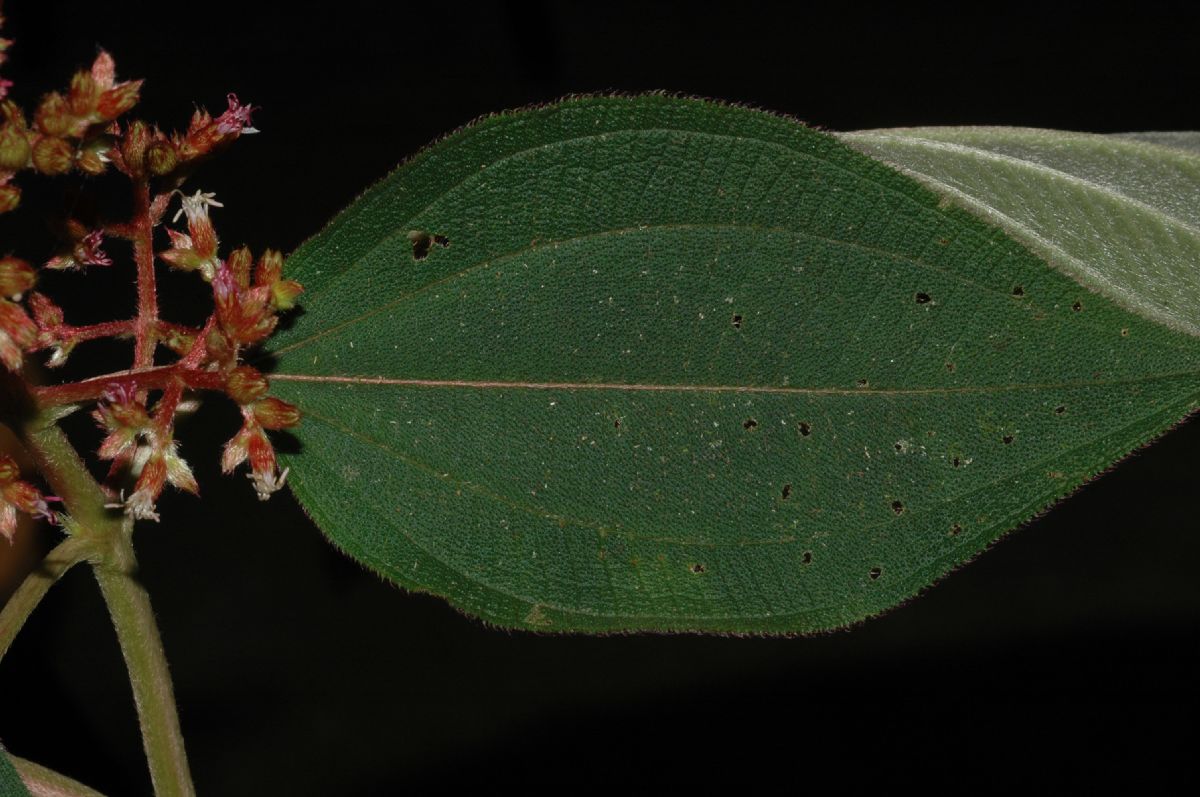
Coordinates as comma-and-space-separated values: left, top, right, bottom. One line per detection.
1, 0, 1199, 793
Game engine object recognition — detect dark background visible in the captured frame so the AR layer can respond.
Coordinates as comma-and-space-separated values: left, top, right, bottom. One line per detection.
2, 0, 1199, 792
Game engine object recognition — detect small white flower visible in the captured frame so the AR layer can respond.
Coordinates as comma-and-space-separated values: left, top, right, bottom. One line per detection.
249, 466, 288, 501
105, 489, 160, 522
124, 489, 161, 522
173, 190, 224, 224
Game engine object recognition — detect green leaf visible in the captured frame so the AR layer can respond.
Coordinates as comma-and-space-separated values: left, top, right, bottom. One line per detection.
0, 747, 31, 797
269, 96, 1200, 633
839, 126, 1200, 336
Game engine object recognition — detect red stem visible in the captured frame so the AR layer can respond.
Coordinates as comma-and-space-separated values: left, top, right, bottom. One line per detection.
57, 319, 136, 344
132, 179, 158, 369
32, 366, 226, 407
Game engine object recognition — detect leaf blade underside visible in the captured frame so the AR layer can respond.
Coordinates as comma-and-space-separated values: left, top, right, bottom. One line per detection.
268, 96, 1200, 633
839, 126, 1200, 336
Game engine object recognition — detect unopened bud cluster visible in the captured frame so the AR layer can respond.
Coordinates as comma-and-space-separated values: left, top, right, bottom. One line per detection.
0, 28, 304, 536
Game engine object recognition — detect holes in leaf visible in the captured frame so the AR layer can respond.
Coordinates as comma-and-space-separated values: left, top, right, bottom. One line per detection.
802, 551, 813, 565
1071, 301, 1083, 312
890, 500, 904, 515
1054, 405, 1066, 416
731, 314, 743, 329
781, 484, 792, 500
950, 523, 963, 537
1012, 285, 1025, 297
868, 566, 883, 581
914, 292, 932, 304
743, 418, 758, 431
690, 563, 706, 574
798, 421, 812, 437
407, 230, 450, 261
1002, 434, 1014, 445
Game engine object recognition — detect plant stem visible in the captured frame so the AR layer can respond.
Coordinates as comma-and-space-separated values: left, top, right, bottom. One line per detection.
132, 178, 158, 370
9, 753, 108, 797
0, 535, 95, 662
31, 366, 225, 409
20, 422, 195, 797
58, 319, 137, 344
91, 541, 195, 797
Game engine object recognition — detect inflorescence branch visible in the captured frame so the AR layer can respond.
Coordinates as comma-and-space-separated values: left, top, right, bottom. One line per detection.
0, 30, 304, 539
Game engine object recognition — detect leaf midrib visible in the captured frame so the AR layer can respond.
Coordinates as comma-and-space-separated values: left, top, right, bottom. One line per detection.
270, 369, 1200, 396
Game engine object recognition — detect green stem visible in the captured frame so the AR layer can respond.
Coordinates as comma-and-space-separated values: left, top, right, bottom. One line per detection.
91, 540, 194, 797
0, 535, 95, 662
19, 422, 195, 797
9, 753, 108, 797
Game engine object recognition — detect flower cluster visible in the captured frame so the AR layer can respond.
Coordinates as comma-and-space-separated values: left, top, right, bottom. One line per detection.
0, 34, 303, 536
0, 453, 55, 543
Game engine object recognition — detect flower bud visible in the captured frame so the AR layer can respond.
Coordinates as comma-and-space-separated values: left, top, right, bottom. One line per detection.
227, 246, 253, 288
0, 297, 36, 346
254, 249, 283, 286
32, 137, 73, 175
0, 123, 30, 170
226, 365, 269, 405
253, 397, 300, 430
120, 120, 150, 177
0, 100, 25, 126
0, 297, 36, 371
76, 143, 108, 175
145, 139, 177, 175
248, 430, 275, 474
91, 51, 116, 89
67, 71, 99, 118
0, 183, 19, 213
159, 246, 203, 273
270, 279, 304, 312
4, 480, 46, 515
0, 257, 34, 299
35, 93, 73, 138
97, 80, 142, 120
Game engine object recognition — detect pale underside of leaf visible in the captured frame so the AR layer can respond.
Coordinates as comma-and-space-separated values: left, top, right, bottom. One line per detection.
268, 97, 1200, 634
839, 126, 1200, 336
1114, 131, 1200, 157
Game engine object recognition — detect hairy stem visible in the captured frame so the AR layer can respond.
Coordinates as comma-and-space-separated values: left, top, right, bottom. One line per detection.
53, 319, 136, 345
132, 179, 158, 370
20, 422, 195, 797
0, 535, 95, 662
91, 539, 194, 797
10, 754, 108, 797
32, 366, 225, 409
